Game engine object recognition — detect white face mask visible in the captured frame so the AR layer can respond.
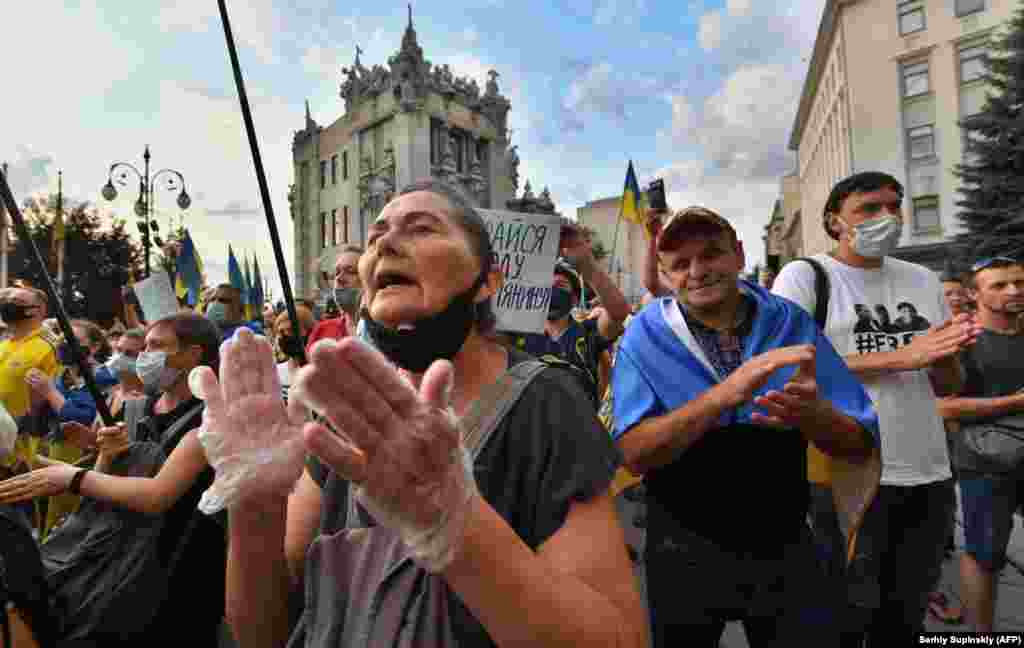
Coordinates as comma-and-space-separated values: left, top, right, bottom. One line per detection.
106, 353, 137, 379
135, 351, 182, 396
840, 214, 903, 259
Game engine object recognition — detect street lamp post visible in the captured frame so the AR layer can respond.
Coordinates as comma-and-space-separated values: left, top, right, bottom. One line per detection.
101, 146, 191, 278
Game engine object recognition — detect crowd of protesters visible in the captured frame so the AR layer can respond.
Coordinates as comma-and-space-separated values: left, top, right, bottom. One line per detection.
0, 173, 1019, 647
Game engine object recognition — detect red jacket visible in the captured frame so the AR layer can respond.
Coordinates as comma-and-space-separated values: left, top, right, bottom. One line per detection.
306, 315, 351, 355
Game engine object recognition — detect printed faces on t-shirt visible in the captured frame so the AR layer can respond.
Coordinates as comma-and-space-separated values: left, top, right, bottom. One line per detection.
850, 303, 931, 354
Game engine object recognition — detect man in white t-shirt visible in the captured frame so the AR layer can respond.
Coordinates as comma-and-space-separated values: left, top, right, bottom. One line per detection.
772, 171, 982, 643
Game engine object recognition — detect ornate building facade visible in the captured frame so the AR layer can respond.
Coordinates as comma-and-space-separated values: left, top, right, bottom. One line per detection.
290, 9, 521, 296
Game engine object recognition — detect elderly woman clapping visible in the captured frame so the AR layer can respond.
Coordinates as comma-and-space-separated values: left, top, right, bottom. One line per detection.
192, 180, 647, 648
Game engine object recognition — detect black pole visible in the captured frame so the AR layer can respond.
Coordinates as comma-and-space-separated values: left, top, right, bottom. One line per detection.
0, 170, 114, 425
143, 146, 151, 279
217, 0, 305, 364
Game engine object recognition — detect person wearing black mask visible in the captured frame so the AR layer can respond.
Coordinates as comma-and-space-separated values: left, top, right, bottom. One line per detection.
273, 304, 315, 401
0, 286, 59, 476
208, 179, 645, 648
512, 225, 631, 407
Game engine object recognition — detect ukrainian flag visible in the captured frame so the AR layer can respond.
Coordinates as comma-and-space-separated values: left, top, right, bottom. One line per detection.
243, 255, 254, 320
228, 245, 246, 301
175, 230, 203, 306
621, 160, 645, 226
252, 256, 264, 313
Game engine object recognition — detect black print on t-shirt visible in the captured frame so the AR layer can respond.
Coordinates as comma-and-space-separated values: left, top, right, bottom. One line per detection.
853, 302, 931, 354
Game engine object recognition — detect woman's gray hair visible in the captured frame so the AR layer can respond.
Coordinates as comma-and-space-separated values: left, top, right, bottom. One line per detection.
395, 179, 497, 333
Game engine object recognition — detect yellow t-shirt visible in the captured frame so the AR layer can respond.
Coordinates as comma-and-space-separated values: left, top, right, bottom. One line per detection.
0, 329, 59, 418
0, 329, 58, 467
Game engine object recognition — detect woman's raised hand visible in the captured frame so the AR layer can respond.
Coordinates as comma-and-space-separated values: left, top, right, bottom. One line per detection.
293, 337, 477, 572
189, 328, 307, 513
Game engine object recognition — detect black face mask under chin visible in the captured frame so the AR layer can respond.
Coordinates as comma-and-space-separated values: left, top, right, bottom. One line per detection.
547, 287, 574, 321
362, 275, 485, 373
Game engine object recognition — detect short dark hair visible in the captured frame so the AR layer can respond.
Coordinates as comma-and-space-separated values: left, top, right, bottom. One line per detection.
823, 172, 904, 240
896, 302, 916, 314
71, 319, 111, 359
964, 257, 1024, 290
149, 312, 222, 375
214, 284, 242, 303
395, 179, 497, 333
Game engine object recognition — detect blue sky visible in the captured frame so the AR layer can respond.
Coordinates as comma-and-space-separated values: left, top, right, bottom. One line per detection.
1, 0, 825, 297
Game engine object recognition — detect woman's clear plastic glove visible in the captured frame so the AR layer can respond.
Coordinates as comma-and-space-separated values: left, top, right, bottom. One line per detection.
189, 328, 308, 514
292, 337, 477, 573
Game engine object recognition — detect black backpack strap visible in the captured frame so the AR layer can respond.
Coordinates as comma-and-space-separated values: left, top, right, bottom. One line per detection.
345, 360, 549, 528
797, 257, 830, 330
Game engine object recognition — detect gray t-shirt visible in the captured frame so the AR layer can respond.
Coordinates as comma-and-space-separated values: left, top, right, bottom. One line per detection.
952, 328, 1024, 471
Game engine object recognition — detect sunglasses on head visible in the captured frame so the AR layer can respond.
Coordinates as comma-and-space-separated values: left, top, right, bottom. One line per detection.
971, 256, 1019, 273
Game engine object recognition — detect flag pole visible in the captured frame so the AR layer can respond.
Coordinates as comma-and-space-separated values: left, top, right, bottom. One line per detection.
217, 0, 305, 363
0, 169, 114, 425
0, 162, 7, 289
56, 170, 64, 293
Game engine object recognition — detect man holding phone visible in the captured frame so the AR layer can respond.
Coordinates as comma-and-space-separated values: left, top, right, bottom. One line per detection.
641, 180, 676, 300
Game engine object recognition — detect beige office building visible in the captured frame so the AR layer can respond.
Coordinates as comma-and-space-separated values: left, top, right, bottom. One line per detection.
789, 0, 1011, 269
289, 13, 520, 296
577, 198, 649, 304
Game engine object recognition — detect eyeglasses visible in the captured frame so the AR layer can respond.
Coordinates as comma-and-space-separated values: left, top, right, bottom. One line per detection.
971, 256, 1018, 273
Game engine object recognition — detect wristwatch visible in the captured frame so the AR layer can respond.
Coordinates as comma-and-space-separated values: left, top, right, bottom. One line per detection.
69, 469, 89, 495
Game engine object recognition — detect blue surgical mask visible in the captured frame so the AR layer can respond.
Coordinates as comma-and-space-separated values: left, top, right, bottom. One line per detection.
206, 301, 229, 325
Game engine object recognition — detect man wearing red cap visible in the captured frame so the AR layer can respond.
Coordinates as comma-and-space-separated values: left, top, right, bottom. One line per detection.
612, 206, 879, 646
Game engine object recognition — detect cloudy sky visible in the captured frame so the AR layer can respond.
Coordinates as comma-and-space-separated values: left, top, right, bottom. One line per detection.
1, 0, 825, 296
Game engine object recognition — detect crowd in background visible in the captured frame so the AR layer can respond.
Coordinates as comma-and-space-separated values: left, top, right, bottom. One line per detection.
0, 173, 1019, 647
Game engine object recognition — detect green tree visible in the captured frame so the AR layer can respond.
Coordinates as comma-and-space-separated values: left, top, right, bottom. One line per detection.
10, 195, 143, 327
955, 5, 1024, 259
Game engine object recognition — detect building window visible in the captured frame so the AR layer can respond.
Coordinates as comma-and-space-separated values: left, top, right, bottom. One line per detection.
956, 0, 985, 18
912, 196, 940, 231
319, 212, 327, 249
903, 61, 930, 98
342, 151, 349, 180
319, 161, 326, 189
331, 209, 338, 245
331, 156, 337, 185
451, 130, 465, 173
960, 45, 987, 84
898, 1, 925, 35
908, 125, 935, 160
429, 119, 442, 165
343, 206, 349, 243
476, 139, 488, 169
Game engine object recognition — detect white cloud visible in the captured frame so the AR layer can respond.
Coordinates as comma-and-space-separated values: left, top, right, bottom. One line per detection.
665, 63, 799, 182
561, 62, 659, 129
155, 0, 284, 64
698, 10, 723, 51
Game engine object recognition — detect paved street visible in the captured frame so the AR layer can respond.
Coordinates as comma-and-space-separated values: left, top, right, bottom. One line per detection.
617, 486, 1024, 647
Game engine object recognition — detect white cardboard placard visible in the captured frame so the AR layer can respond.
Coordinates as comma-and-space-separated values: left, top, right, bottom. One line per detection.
477, 209, 561, 334
134, 272, 179, 323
